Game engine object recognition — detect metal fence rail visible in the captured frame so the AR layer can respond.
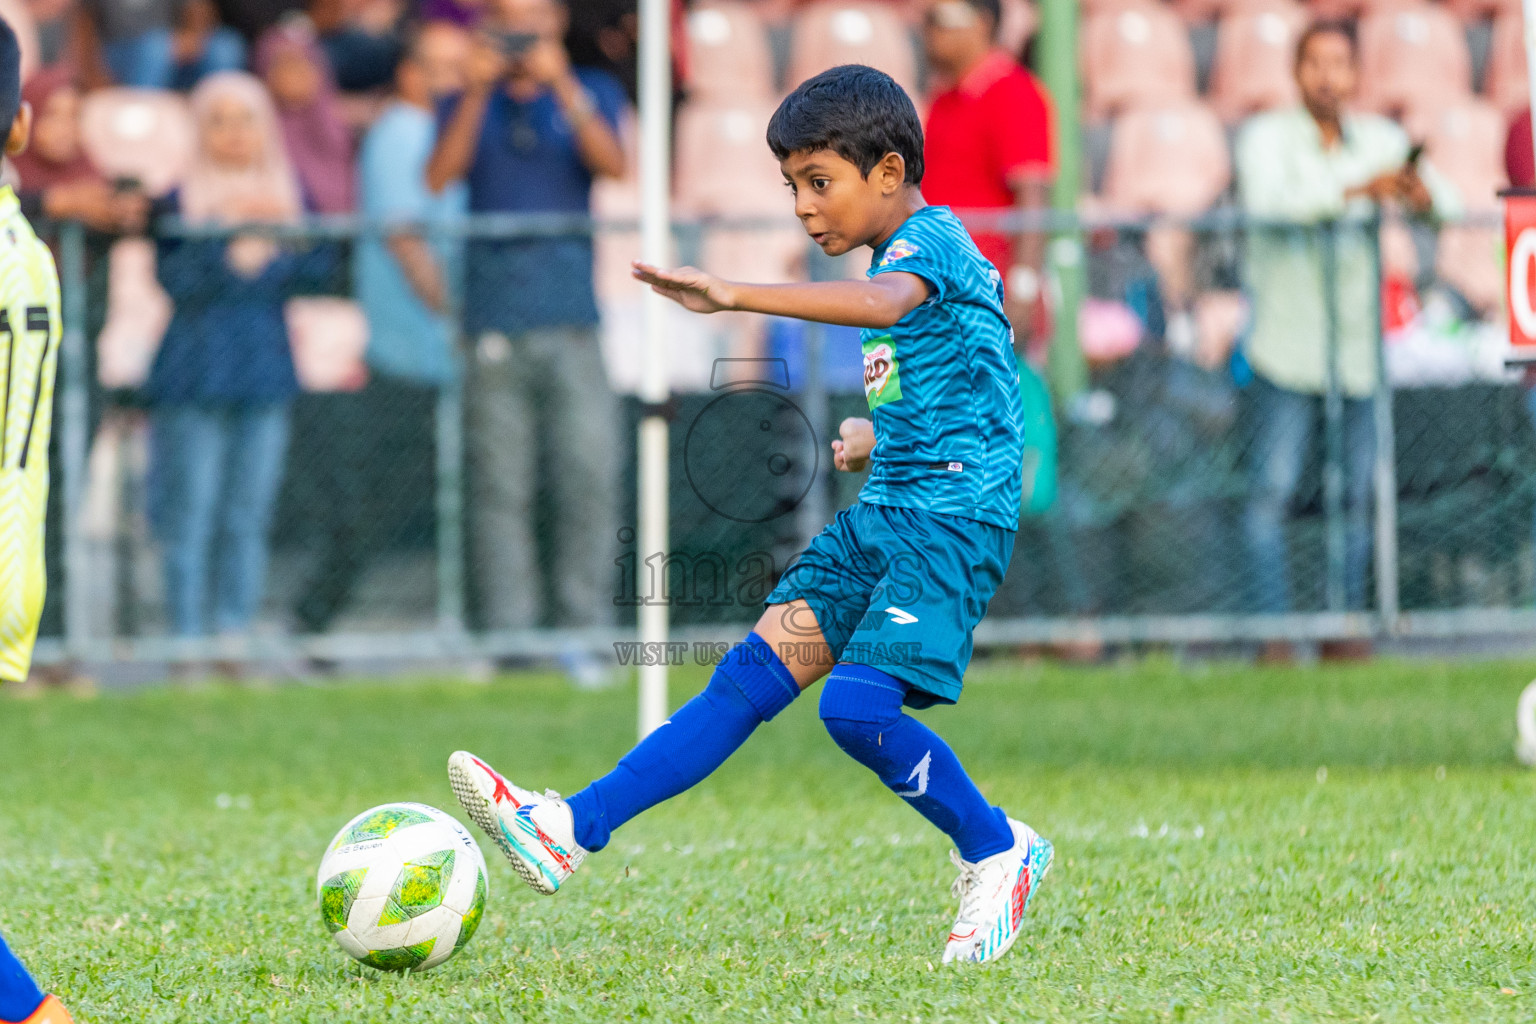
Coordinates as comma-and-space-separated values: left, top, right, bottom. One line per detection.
26, 207, 1532, 673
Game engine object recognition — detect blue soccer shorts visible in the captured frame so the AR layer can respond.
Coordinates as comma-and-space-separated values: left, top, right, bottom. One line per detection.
763, 501, 1015, 708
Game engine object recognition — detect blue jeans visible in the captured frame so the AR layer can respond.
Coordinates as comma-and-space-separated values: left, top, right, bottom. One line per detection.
103, 27, 246, 90
149, 404, 290, 637
1242, 375, 1377, 613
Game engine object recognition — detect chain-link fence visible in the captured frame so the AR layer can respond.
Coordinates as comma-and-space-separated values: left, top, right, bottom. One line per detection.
24, 207, 1535, 671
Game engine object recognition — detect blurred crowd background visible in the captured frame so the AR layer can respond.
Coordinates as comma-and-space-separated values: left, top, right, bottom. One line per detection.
8, 0, 1536, 689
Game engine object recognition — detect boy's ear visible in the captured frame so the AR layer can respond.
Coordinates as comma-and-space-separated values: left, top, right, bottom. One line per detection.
878, 152, 905, 195
5, 101, 31, 159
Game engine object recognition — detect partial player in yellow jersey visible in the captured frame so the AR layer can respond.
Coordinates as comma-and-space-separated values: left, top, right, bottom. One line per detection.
0, 16, 75, 1024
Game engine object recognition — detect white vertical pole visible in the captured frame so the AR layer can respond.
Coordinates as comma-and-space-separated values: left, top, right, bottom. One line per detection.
636, 0, 673, 738
1526, 0, 1536, 169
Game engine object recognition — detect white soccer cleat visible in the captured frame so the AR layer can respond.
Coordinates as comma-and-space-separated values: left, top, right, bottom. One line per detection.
447, 750, 587, 895
942, 817, 1053, 966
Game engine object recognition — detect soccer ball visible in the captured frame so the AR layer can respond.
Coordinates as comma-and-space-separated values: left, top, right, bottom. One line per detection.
1516, 680, 1536, 767
317, 802, 489, 972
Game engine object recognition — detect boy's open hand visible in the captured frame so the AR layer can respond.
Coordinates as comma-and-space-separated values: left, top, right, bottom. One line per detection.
632, 261, 736, 314
832, 417, 875, 472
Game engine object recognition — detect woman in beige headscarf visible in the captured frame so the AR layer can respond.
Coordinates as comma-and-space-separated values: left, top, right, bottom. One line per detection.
147, 71, 336, 645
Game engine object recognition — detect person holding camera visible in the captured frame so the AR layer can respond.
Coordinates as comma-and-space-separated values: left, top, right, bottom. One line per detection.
426, 0, 626, 674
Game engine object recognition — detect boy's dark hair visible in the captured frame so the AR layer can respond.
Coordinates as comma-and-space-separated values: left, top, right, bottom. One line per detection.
766, 64, 925, 185
0, 17, 20, 133
1294, 18, 1357, 69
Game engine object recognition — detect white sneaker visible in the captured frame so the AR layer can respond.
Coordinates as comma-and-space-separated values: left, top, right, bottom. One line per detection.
942, 817, 1053, 966
447, 750, 587, 895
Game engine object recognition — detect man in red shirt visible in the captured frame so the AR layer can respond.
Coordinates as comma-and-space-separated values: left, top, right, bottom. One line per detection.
922, 0, 1054, 344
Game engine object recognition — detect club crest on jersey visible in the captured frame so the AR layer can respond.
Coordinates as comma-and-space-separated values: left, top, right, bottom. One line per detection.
862, 335, 903, 409
879, 238, 917, 266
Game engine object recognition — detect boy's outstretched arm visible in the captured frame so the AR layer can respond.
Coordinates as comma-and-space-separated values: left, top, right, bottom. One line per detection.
633, 261, 929, 329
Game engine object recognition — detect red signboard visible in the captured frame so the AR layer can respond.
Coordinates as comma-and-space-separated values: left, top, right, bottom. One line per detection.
1505, 189, 1536, 354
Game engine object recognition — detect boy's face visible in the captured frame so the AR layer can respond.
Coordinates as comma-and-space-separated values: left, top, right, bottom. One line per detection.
780, 148, 905, 257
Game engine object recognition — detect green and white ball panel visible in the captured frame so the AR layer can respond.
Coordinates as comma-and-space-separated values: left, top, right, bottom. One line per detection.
316, 802, 489, 972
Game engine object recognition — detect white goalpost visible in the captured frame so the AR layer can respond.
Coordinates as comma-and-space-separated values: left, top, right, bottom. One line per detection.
635, 0, 673, 738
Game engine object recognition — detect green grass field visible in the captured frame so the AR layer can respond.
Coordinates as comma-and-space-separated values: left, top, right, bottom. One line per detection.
3, 657, 1535, 1023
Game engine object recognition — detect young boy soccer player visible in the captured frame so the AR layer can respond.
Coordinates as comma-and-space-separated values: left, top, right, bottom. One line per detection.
0, 17, 75, 1024
449, 63, 1051, 965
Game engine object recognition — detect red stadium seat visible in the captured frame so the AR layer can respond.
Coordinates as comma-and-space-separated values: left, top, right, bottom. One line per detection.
686, 1, 776, 103
1358, 3, 1473, 118
785, 1, 919, 97
1100, 98, 1231, 216
1483, 11, 1530, 116
79, 89, 195, 197
1209, 0, 1306, 123
1082, 1, 1198, 122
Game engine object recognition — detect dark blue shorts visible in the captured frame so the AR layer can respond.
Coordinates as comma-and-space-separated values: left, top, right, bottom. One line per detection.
764, 501, 1015, 708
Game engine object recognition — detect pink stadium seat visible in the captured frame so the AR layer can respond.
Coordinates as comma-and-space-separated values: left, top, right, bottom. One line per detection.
686, 1, 776, 103
79, 89, 195, 197
1483, 12, 1529, 116
1405, 96, 1506, 213
1100, 100, 1231, 216
674, 98, 804, 283
1081, 2, 1197, 122
0, 0, 39, 83
997, 0, 1037, 55
1405, 97, 1507, 315
785, 1, 919, 97
96, 239, 171, 391
1357, 3, 1473, 118
1209, 0, 1306, 123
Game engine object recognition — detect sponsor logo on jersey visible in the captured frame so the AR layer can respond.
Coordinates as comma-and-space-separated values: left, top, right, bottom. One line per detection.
861, 335, 903, 409
879, 238, 917, 266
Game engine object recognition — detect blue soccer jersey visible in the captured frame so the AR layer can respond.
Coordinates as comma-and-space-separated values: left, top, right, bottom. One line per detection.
857, 205, 1024, 530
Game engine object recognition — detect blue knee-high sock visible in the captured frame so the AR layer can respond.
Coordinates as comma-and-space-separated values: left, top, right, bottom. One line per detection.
819, 663, 1014, 862
566, 632, 800, 851
0, 931, 45, 1023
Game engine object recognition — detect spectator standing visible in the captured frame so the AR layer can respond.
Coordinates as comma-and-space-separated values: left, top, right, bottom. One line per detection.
920, 0, 1053, 346
308, 0, 407, 92
255, 18, 355, 213
147, 71, 336, 643
1235, 21, 1457, 660
73, 0, 246, 89
426, 0, 626, 673
294, 21, 469, 634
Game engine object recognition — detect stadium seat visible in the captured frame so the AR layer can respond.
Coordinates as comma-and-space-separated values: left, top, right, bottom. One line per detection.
686, 1, 776, 103
1358, 4, 1473, 118
1081, 1, 1198, 122
1100, 100, 1231, 216
997, 0, 1037, 55
785, 1, 919, 97
1483, 12, 1529, 116
95, 238, 171, 391
1405, 96, 1506, 213
79, 89, 195, 197
1209, 0, 1306, 123
1404, 97, 1506, 315
673, 99, 806, 366
0, 0, 40, 83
